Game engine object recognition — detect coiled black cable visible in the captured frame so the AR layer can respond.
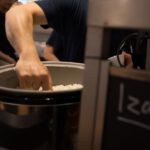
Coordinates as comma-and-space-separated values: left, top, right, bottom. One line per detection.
116, 32, 150, 68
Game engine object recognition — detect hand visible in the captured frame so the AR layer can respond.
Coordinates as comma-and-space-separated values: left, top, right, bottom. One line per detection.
122, 51, 133, 68
15, 57, 52, 91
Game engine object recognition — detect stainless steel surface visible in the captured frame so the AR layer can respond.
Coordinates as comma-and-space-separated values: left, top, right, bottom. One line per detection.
93, 61, 109, 150
88, 0, 150, 29
110, 66, 150, 81
85, 27, 104, 57
78, 0, 150, 150
0, 61, 84, 91
0, 61, 84, 128
77, 59, 101, 150
0, 102, 49, 128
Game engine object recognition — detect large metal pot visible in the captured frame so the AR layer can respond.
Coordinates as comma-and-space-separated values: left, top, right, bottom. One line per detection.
0, 61, 84, 129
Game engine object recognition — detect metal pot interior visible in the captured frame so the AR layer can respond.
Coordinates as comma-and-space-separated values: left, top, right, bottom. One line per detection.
0, 61, 84, 91
0, 62, 84, 105
0, 62, 84, 128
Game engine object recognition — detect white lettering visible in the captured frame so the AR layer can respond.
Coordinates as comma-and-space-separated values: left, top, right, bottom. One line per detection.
118, 83, 124, 113
127, 96, 140, 115
141, 101, 150, 115
118, 83, 150, 130
118, 116, 150, 130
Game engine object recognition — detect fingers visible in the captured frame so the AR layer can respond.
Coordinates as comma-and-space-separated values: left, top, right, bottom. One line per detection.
122, 51, 133, 68
41, 72, 53, 91
32, 75, 42, 90
18, 75, 31, 89
18, 73, 52, 91
16, 63, 52, 91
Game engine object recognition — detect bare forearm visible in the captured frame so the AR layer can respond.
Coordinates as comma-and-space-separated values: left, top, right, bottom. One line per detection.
45, 54, 59, 61
6, 3, 48, 59
0, 51, 16, 64
44, 47, 59, 61
6, 5, 39, 60
5, 3, 52, 90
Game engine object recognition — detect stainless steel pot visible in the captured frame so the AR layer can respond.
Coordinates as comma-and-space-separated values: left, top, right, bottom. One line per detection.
0, 61, 84, 128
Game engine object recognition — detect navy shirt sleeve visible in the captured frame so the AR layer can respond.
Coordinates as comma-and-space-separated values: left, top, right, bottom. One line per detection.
46, 31, 65, 61
35, 0, 61, 31
35, 0, 87, 62
35, 0, 87, 34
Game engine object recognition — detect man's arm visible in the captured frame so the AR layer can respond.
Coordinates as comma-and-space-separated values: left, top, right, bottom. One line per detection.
5, 3, 52, 90
0, 50, 16, 64
43, 45, 59, 61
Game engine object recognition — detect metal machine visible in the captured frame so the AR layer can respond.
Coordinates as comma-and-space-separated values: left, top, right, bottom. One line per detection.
77, 0, 150, 150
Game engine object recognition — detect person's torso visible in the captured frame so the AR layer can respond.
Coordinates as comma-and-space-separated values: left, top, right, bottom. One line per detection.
0, 12, 17, 60
36, 0, 88, 62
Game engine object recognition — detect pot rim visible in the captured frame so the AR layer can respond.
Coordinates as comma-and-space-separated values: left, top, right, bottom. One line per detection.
0, 61, 84, 105
0, 61, 84, 93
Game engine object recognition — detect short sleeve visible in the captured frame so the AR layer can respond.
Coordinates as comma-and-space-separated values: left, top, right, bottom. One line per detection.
35, 0, 63, 32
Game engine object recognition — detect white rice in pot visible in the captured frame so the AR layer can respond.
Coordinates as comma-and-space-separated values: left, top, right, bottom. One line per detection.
39, 84, 83, 91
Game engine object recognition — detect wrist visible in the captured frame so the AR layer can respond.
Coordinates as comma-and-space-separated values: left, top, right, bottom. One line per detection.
19, 48, 40, 61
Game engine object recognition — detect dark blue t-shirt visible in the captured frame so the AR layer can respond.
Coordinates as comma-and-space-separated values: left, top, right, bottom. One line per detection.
46, 31, 66, 61
35, 0, 146, 68
0, 12, 18, 60
35, 0, 87, 62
